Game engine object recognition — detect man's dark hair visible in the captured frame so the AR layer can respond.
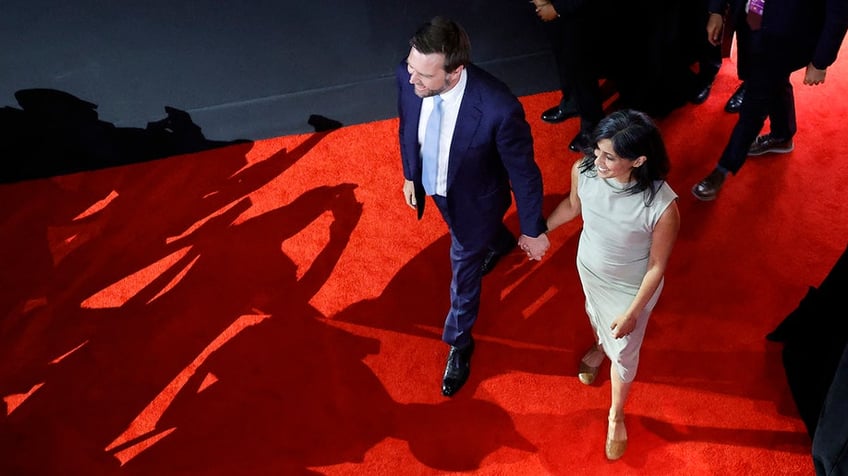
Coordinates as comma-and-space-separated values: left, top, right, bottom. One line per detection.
409, 16, 471, 72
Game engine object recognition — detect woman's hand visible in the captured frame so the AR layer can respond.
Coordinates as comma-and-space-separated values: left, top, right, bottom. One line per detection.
610, 315, 636, 339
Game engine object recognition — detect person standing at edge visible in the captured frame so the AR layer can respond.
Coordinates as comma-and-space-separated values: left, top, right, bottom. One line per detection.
531, 0, 606, 153
397, 17, 551, 397
691, 0, 848, 201
545, 110, 680, 460
533, 1, 579, 126
690, 0, 750, 113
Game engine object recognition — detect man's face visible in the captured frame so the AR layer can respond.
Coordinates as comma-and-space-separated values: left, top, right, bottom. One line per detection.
406, 47, 461, 98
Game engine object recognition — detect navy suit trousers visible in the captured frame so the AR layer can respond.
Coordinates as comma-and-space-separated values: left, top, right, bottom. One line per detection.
432, 194, 514, 348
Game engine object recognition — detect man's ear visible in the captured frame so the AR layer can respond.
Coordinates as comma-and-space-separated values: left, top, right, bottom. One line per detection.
448, 64, 464, 77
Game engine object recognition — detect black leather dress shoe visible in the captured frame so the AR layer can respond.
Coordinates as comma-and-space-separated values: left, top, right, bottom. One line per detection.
724, 83, 746, 113
690, 82, 713, 105
480, 237, 517, 276
569, 132, 591, 153
541, 105, 578, 123
442, 338, 475, 397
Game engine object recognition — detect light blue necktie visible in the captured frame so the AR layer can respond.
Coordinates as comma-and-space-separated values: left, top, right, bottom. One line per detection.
422, 95, 443, 196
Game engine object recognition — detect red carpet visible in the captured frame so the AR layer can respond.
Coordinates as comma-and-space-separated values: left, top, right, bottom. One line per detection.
2, 54, 848, 475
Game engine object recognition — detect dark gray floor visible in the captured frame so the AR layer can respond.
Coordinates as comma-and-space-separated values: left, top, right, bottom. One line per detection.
1, 1, 557, 142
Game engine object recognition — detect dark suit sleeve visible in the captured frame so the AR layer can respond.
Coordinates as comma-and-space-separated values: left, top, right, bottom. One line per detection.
812, 0, 848, 69
396, 61, 414, 181
396, 60, 427, 219
496, 98, 547, 238
707, 0, 728, 14
550, 0, 590, 16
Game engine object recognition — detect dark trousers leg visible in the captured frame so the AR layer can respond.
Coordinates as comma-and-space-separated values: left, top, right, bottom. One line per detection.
735, 31, 751, 82
573, 72, 604, 137
698, 41, 722, 84
766, 79, 796, 139
432, 195, 493, 349
543, 19, 581, 113
442, 232, 486, 348
553, 17, 604, 136
544, 19, 573, 109
717, 26, 794, 174
717, 81, 767, 173
487, 222, 516, 255
717, 70, 793, 174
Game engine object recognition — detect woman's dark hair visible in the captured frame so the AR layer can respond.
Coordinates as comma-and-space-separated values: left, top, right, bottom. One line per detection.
579, 109, 671, 205
409, 16, 471, 73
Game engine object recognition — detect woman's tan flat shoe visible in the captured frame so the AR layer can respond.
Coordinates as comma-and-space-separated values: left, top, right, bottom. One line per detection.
578, 361, 599, 385
605, 416, 627, 460
577, 344, 604, 385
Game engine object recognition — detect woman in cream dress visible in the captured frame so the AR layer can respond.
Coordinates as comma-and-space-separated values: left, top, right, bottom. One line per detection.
545, 109, 680, 460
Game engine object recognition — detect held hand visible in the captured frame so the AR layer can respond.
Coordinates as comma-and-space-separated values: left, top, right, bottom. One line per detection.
804, 64, 826, 85
610, 315, 636, 339
518, 233, 550, 261
402, 179, 417, 209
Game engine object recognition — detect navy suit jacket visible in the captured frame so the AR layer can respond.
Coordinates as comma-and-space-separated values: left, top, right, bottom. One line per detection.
396, 61, 547, 245
709, 0, 848, 71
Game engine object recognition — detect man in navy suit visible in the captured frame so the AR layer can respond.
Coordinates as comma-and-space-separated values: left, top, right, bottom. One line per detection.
692, 0, 848, 201
397, 17, 550, 397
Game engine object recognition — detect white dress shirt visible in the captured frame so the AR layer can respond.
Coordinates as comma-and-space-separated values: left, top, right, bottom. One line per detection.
418, 68, 468, 197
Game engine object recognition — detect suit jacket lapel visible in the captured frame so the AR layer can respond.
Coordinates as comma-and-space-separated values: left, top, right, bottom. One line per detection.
447, 69, 482, 190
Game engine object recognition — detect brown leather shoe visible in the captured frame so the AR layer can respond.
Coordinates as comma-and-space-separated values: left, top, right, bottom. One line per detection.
691, 169, 727, 201
747, 134, 794, 156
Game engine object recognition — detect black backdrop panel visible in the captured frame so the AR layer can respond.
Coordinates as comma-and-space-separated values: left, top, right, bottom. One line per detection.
1, 1, 556, 141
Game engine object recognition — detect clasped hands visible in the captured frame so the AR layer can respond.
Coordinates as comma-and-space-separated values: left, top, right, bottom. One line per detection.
518, 233, 550, 261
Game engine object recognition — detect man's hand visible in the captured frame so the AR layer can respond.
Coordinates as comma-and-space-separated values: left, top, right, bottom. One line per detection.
706, 13, 724, 46
804, 63, 827, 85
531, 0, 559, 22
518, 233, 550, 261
402, 179, 417, 209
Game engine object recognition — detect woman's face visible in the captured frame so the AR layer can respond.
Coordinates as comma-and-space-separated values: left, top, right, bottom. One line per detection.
593, 138, 645, 183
